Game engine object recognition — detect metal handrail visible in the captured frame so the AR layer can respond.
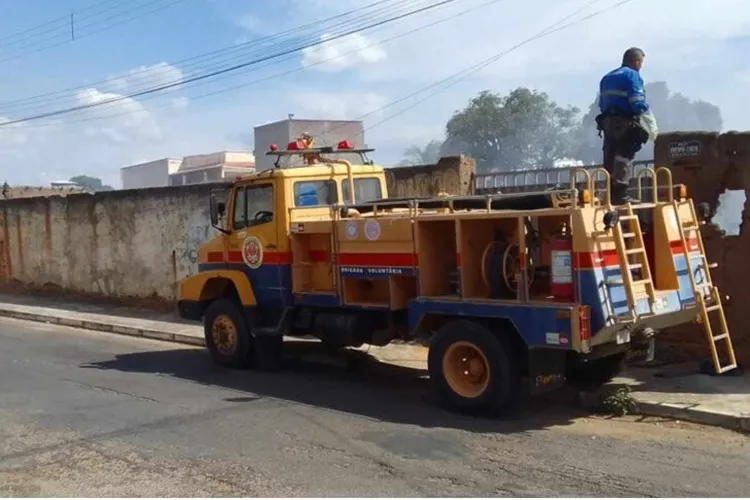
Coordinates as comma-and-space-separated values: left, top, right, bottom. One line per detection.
591, 167, 611, 207
636, 166, 657, 202
655, 166, 674, 202
569, 167, 593, 207
474, 159, 655, 190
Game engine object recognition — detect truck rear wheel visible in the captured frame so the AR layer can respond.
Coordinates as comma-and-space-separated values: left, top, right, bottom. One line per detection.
428, 320, 521, 416
204, 299, 253, 369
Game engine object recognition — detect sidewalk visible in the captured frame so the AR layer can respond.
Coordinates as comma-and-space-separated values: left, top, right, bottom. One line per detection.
0, 293, 747, 433
0, 293, 205, 346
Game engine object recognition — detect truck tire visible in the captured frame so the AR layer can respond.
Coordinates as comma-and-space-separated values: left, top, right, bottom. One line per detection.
566, 353, 626, 388
428, 320, 521, 417
204, 299, 253, 369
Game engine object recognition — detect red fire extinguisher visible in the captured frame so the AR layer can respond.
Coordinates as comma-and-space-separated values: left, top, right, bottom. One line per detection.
550, 223, 574, 302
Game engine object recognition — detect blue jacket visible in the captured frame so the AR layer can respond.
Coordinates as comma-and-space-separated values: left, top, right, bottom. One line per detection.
598, 66, 649, 116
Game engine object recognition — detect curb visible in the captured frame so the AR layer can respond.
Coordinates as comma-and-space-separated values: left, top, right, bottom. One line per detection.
0, 307, 205, 347
2, 305, 747, 433
635, 400, 750, 433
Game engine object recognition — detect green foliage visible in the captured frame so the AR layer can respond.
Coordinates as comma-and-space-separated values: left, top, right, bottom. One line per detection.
597, 386, 637, 417
417, 81, 724, 172
441, 88, 580, 172
398, 139, 444, 166
69, 175, 114, 192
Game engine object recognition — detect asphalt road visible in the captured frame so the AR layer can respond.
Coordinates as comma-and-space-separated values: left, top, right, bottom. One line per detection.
0, 317, 748, 497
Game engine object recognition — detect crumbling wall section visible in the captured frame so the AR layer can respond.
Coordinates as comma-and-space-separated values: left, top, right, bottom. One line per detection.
654, 131, 750, 367
385, 155, 476, 198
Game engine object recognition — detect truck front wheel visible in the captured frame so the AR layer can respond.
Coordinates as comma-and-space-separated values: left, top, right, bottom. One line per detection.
204, 299, 253, 369
428, 320, 521, 416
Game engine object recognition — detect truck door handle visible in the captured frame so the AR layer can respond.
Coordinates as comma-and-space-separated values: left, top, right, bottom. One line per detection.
265, 243, 277, 249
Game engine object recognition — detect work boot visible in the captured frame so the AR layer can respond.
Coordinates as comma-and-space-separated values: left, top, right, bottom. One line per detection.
610, 183, 633, 205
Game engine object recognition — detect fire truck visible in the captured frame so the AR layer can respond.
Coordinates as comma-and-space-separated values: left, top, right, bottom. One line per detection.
177, 137, 737, 416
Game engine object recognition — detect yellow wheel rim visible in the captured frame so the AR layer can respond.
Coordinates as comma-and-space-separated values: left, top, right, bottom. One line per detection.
211, 313, 238, 356
442, 341, 490, 398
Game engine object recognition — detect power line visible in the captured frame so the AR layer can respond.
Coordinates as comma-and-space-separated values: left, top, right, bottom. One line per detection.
0, 0, 127, 45
0, 0, 426, 113
0, 0, 412, 114
334, 0, 635, 142
20, 0, 508, 129
0, 0, 461, 127
0, 0, 191, 65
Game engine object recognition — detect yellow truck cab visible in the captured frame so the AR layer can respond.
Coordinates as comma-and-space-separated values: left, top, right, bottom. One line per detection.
178, 140, 738, 417
178, 138, 389, 365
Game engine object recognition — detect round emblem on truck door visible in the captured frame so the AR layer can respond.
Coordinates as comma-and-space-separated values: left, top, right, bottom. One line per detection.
364, 219, 381, 241
242, 236, 264, 269
345, 221, 358, 239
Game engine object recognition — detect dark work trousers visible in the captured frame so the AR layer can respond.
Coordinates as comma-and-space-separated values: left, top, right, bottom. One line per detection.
598, 114, 647, 205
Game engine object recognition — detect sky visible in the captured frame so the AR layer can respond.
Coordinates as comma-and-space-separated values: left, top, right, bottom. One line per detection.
0, 0, 749, 188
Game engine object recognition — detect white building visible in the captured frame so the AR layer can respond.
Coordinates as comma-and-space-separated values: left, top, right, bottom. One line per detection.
253, 118, 366, 171
121, 158, 182, 190
169, 151, 256, 186
120, 151, 255, 190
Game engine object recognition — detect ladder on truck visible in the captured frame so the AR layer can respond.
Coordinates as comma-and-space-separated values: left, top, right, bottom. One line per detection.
570, 166, 657, 323
610, 203, 657, 322
673, 198, 738, 374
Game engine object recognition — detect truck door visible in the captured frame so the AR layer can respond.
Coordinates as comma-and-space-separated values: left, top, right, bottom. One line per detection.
230, 181, 286, 308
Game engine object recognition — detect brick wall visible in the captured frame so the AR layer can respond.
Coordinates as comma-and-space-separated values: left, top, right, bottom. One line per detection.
384, 155, 476, 198
654, 131, 750, 367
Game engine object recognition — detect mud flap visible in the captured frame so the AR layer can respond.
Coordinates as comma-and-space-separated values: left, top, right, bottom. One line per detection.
528, 348, 567, 396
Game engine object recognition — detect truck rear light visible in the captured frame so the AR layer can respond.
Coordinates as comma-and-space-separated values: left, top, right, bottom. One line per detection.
578, 305, 591, 353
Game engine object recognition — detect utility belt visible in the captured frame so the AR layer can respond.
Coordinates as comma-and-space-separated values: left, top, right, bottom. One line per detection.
595, 110, 646, 142
595, 109, 636, 128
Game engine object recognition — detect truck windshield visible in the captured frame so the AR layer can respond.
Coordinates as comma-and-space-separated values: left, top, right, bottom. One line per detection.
343, 177, 382, 203
293, 180, 337, 207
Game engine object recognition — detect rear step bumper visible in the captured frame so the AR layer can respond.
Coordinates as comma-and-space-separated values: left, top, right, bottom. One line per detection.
579, 333, 655, 364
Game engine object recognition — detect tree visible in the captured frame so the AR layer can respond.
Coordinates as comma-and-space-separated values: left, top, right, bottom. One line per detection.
573, 81, 724, 164
441, 88, 580, 172
69, 175, 114, 192
398, 140, 444, 166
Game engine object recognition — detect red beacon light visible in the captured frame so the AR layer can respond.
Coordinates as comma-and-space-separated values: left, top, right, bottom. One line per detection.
269, 143, 279, 152
337, 140, 353, 150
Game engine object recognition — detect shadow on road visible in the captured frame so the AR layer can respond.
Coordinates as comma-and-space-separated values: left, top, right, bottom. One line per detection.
81, 340, 589, 434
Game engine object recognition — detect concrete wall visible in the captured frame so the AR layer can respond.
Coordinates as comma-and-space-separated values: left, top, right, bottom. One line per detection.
654, 131, 750, 367
0, 183, 225, 302
5, 185, 87, 199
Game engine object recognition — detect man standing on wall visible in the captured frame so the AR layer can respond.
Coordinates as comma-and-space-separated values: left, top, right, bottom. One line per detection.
596, 47, 651, 205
